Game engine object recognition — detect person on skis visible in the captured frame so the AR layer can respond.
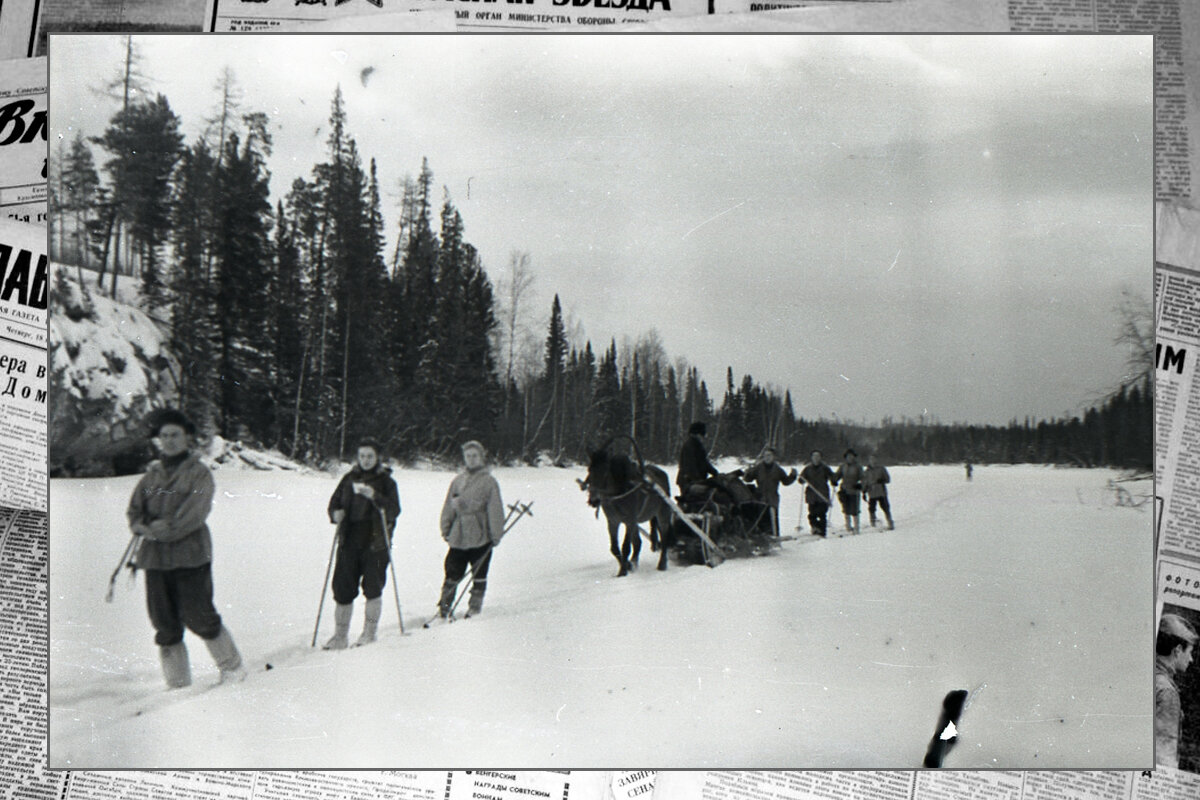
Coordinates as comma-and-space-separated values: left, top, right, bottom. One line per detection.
740, 445, 798, 537
834, 448, 865, 534
798, 449, 837, 537
437, 440, 506, 620
863, 453, 894, 530
324, 437, 401, 649
125, 408, 247, 689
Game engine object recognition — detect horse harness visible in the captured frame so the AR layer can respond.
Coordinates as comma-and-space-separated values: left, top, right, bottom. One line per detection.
598, 476, 658, 520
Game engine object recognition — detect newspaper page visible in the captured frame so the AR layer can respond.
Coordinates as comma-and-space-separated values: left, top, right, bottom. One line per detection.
0, 0, 41, 59
1149, 201, 1200, 791
1154, 202, 1200, 560
0, 507, 56, 798
0, 56, 46, 226
0, 219, 47, 513
203, 0, 717, 31
33, 0, 208, 55
56, 770, 610, 800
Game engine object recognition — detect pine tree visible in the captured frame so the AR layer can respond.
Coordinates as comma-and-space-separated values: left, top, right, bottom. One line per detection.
93, 93, 184, 307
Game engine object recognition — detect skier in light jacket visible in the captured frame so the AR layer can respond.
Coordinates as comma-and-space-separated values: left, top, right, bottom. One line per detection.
437, 440, 506, 619
125, 409, 246, 689
862, 454, 894, 530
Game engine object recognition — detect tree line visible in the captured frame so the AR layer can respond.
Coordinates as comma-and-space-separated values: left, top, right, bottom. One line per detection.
47, 56, 1152, 474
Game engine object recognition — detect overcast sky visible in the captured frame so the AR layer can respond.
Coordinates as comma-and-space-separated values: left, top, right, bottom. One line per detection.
49, 34, 1152, 425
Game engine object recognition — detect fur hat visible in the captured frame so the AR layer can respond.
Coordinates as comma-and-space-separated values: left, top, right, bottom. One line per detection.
150, 408, 196, 438
688, 421, 707, 436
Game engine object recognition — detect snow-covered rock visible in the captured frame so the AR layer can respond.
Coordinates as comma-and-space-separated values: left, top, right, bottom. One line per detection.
49, 265, 179, 475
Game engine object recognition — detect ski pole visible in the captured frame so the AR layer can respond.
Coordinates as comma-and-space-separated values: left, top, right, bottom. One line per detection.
377, 506, 405, 635
797, 474, 832, 506
104, 533, 140, 604
311, 525, 340, 648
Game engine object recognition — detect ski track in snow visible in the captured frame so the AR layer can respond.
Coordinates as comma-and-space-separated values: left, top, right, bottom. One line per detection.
48, 464, 1153, 769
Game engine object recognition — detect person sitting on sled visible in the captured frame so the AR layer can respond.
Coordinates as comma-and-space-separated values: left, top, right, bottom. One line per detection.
676, 421, 721, 498
324, 437, 401, 649
437, 440, 506, 620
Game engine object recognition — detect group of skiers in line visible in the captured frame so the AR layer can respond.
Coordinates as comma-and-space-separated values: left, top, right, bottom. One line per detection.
673, 421, 895, 538
124, 409, 507, 690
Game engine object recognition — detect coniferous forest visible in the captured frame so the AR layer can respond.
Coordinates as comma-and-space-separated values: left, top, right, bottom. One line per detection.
48, 76, 1153, 475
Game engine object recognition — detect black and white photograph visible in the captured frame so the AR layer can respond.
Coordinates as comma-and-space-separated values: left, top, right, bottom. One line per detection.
47, 33, 1153, 769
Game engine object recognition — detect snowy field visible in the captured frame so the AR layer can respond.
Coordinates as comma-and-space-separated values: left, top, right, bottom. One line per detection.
48, 463, 1153, 770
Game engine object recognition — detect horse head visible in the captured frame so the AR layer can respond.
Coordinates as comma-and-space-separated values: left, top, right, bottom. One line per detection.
584, 448, 612, 508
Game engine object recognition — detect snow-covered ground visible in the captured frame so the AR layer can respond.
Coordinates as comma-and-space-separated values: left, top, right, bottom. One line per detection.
48, 463, 1153, 770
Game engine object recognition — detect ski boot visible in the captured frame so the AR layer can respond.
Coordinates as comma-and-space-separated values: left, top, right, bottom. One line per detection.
323, 603, 353, 650
356, 597, 381, 646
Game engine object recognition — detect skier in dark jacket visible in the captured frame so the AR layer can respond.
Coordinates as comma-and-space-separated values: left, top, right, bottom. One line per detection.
126, 409, 246, 689
325, 438, 401, 649
834, 448, 865, 534
798, 450, 837, 537
863, 454, 894, 530
741, 445, 798, 536
676, 421, 720, 495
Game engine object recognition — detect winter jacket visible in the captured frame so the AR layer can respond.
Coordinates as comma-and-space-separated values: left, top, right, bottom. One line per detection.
863, 465, 891, 499
1156, 656, 1183, 768
742, 462, 797, 508
676, 435, 719, 489
835, 462, 865, 496
798, 463, 836, 506
328, 465, 401, 552
440, 467, 506, 550
126, 452, 215, 571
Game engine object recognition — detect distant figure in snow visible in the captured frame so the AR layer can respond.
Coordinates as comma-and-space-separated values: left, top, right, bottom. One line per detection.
740, 445, 797, 537
798, 450, 837, 537
675, 421, 720, 496
965, 461, 973, 480
125, 409, 247, 689
1156, 613, 1197, 768
324, 437, 401, 649
863, 453, 894, 530
437, 441, 506, 619
834, 448, 864, 534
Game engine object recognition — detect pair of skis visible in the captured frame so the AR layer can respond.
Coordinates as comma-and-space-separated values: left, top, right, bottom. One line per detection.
422, 500, 533, 628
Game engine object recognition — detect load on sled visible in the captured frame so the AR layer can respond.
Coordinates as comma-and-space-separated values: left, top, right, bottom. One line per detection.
671, 471, 779, 564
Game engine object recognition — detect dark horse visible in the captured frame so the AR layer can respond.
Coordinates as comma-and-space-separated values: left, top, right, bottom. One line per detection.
583, 447, 674, 576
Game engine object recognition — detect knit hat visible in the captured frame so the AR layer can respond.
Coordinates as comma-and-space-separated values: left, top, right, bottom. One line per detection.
461, 440, 486, 455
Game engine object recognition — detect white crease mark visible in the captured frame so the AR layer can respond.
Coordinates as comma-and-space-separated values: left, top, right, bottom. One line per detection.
887, 249, 901, 272
870, 661, 937, 669
682, 200, 748, 240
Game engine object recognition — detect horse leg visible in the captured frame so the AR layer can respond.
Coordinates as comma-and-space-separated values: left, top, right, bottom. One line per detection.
609, 519, 629, 577
654, 513, 670, 571
627, 520, 641, 569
